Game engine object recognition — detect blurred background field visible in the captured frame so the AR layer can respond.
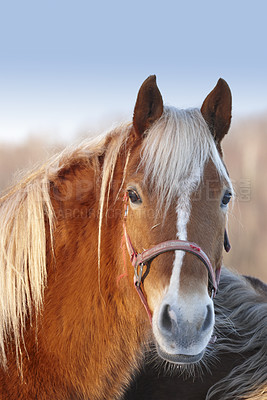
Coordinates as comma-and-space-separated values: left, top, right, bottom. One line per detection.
0, 113, 267, 282
223, 113, 267, 282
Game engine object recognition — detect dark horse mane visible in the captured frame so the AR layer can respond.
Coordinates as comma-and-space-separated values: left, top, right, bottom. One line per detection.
124, 267, 267, 400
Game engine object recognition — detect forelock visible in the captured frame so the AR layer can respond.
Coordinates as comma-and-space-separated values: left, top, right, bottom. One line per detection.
140, 106, 232, 210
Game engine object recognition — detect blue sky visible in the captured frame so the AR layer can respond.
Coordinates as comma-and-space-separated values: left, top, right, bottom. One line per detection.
0, 0, 266, 143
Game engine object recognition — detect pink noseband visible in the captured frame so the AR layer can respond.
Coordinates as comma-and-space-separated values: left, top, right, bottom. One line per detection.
122, 193, 222, 323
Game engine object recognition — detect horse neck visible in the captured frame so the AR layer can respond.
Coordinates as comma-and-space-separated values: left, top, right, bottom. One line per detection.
39, 158, 149, 397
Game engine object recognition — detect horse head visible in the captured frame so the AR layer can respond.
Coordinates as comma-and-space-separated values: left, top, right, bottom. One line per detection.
121, 75, 232, 364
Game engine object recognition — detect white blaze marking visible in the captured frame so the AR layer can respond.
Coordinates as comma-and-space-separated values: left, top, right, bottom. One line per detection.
167, 192, 192, 298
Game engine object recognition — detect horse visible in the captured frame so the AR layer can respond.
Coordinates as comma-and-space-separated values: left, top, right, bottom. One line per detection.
123, 268, 267, 400
0, 75, 258, 399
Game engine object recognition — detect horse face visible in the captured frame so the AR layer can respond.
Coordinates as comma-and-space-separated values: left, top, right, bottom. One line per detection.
125, 158, 231, 363
124, 76, 232, 364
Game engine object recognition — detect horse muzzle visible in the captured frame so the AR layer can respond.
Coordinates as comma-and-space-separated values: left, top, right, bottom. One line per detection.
154, 293, 215, 364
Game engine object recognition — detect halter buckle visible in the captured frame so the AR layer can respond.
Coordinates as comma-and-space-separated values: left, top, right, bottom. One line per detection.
134, 263, 144, 287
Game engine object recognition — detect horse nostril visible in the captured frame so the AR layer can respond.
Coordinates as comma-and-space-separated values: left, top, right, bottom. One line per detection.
160, 304, 173, 332
202, 304, 213, 331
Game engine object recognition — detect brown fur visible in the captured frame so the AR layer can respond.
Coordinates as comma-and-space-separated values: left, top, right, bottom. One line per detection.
133, 75, 164, 136
201, 78, 232, 146
0, 77, 237, 399
0, 155, 150, 399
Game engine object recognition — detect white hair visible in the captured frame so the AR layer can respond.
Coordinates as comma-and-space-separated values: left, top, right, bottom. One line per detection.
141, 107, 232, 211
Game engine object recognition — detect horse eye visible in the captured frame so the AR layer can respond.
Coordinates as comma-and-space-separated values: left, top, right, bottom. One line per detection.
128, 189, 142, 204
221, 189, 232, 207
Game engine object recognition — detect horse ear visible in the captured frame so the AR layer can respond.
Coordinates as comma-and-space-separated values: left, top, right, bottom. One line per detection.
201, 78, 232, 144
133, 75, 164, 137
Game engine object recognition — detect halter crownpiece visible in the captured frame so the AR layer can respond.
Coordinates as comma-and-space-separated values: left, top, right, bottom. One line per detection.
122, 193, 223, 323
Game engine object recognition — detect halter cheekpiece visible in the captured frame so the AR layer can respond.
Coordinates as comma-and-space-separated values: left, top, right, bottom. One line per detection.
122, 192, 224, 323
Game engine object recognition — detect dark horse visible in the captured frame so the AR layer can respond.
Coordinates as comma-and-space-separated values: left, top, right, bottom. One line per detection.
0, 76, 266, 399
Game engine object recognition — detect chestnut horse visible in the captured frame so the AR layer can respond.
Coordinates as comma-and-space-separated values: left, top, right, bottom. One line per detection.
124, 268, 267, 400
0, 76, 260, 399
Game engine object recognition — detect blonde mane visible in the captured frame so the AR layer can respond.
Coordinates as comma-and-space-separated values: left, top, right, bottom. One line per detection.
0, 126, 130, 367
0, 167, 53, 367
0, 106, 232, 368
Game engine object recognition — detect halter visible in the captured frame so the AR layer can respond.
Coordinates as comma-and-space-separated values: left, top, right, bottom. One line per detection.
122, 192, 227, 323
